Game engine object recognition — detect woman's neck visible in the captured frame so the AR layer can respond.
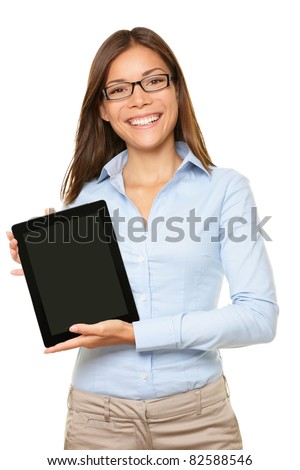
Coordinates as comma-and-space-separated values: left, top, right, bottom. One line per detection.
123, 140, 182, 186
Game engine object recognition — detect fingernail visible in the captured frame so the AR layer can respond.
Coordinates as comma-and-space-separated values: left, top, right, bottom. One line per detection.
69, 325, 78, 332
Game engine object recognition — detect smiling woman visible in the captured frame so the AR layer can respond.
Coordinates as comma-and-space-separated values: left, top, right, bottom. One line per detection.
7, 26, 279, 451
60, 27, 212, 206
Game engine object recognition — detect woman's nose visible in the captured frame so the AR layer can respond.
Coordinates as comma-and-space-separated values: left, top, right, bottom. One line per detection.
127, 83, 152, 107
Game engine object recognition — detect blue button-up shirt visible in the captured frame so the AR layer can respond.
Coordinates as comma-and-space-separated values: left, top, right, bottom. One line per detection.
68, 141, 278, 399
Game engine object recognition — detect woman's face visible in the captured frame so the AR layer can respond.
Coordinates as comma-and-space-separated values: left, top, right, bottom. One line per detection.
100, 45, 178, 154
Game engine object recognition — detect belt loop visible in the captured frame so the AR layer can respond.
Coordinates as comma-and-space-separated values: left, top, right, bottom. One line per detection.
104, 396, 110, 422
223, 375, 230, 398
195, 389, 202, 415
67, 386, 72, 410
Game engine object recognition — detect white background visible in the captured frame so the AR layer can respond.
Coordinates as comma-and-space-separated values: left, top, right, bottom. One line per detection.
0, 0, 299, 468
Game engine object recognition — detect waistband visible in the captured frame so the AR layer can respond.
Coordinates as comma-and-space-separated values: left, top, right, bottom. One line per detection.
68, 375, 229, 420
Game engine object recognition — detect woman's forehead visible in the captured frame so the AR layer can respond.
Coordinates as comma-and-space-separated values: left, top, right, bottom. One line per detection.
106, 45, 169, 81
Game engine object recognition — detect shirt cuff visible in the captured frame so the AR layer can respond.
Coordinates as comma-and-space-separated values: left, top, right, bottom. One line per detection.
133, 316, 181, 352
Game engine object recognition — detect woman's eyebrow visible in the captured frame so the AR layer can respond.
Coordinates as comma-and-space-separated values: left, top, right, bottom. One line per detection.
106, 67, 166, 86
141, 67, 166, 77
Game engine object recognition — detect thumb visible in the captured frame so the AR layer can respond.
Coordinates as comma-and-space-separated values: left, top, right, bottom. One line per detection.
69, 324, 91, 335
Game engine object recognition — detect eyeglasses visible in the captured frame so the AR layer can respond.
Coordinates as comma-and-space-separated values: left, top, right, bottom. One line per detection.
102, 73, 173, 101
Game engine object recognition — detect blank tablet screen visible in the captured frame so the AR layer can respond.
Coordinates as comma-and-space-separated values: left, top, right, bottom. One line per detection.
20, 205, 133, 337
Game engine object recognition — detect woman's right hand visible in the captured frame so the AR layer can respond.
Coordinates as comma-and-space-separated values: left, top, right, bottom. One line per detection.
6, 231, 23, 276
6, 208, 55, 276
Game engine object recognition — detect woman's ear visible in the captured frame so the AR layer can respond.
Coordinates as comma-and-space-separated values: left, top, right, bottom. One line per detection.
100, 103, 110, 122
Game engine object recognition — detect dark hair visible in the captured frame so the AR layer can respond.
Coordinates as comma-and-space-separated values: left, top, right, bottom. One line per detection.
61, 27, 215, 205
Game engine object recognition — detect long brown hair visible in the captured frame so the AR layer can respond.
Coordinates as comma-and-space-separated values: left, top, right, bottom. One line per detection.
61, 27, 215, 205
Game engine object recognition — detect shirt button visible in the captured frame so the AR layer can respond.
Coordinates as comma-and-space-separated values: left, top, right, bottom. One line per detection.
138, 255, 145, 263
141, 373, 148, 380
140, 294, 147, 302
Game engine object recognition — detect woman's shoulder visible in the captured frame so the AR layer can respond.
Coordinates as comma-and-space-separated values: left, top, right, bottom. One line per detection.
64, 177, 111, 209
209, 166, 250, 187
208, 166, 255, 209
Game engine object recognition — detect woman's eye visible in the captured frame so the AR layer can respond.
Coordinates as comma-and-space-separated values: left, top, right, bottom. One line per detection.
111, 87, 125, 94
148, 79, 162, 86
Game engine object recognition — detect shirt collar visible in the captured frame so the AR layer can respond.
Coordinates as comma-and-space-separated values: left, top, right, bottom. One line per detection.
97, 141, 211, 183
174, 141, 211, 178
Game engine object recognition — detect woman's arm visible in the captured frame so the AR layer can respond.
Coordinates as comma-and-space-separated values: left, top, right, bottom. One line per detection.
133, 173, 279, 352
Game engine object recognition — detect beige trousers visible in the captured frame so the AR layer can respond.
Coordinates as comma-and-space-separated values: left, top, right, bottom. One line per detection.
64, 375, 243, 450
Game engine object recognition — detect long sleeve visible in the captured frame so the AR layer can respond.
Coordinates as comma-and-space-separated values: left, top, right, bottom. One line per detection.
133, 173, 279, 352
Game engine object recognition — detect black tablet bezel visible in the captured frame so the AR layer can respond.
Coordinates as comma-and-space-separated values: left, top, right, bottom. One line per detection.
12, 200, 139, 347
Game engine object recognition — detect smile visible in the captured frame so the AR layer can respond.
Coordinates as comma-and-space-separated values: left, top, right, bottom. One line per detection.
127, 114, 161, 127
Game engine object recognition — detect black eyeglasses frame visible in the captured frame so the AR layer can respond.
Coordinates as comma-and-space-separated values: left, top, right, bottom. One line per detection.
102, 73, 173, 101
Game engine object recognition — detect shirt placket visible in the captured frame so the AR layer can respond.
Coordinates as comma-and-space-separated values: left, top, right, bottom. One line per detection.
108, 171, 180, 397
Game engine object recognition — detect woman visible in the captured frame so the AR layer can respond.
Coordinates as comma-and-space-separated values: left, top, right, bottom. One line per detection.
7, 27, 279, 450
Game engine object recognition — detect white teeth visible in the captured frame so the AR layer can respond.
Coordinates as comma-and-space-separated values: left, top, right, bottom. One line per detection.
129, 115, 160, 126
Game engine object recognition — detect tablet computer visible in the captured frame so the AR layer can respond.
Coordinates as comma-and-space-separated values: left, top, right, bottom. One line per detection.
12, 200, 139, 347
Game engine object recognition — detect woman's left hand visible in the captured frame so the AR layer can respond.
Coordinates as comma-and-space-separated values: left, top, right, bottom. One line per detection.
44, 319, 135, 354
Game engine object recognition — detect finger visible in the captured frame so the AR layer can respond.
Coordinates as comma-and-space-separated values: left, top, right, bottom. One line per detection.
9, 238, 18, 249
7, 233, 19, 254
6, 231, 14, 241
45, 208, 56, 215
11, 268, 24, 276
10, 247, 21, 263
44, 335, 99, 353
44, 336, 84, 353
